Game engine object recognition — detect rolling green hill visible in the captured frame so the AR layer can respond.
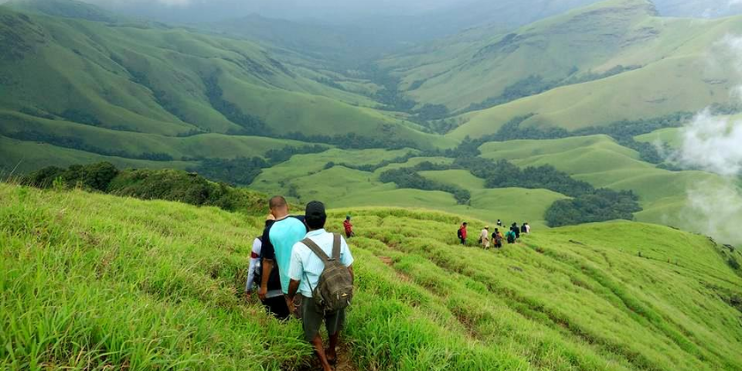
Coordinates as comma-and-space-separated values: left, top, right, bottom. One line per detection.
1, 183, 741, 370
476, 134, 738, 236
2, 0, 741, 244
378, 0, 742, 139
0, 1, 449, 173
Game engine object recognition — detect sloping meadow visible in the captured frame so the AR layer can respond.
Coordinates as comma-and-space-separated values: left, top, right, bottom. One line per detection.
1, 184, 741, 370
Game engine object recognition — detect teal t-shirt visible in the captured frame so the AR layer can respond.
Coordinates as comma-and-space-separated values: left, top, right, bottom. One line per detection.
262, 216, 307, 294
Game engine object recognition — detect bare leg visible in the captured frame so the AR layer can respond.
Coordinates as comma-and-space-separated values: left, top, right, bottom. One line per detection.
310, 334, 332, 371
326, 332, 339, 364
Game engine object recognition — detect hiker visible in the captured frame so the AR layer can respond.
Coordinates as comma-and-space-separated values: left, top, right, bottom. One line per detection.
480, 226, 490, 249
511, 223, 520, 240
343, 215, 354, 239
506, 229, 516, 244
246, 228, 289, 319
497, 219, 502, 227
521, 223, 528, 235
525, 223, 531, 234
288, 201, 354, 371
259, 196, 308, 316
492, 228, 503, 248
457, 222, 468, 245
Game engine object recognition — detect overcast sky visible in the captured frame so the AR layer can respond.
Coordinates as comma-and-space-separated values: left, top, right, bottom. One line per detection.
4, 0, 742, 24
79, 0, 473, 22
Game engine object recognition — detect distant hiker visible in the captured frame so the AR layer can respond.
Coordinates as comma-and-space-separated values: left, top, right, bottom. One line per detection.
493, 228, 503, 248
497, 219, 503, 227
521, 223, 528, 235
511, 223, 520, 240
506, 229, 516, 244
288, 201, 354, 371
343, 215, 354, 239
246, 231, 289, 319
259, 196, 308, 317
480, 226, 490, 249
458, 222, 468, 245
525, 223, 531, 234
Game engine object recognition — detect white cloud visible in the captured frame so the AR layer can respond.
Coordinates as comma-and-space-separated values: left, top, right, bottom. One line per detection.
683, 181, 742, 244
670, 34, 742, 245
677, 110, 742, 176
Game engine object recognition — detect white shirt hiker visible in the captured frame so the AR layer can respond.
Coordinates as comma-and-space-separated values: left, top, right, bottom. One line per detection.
481, 229, 490, 248
289, 229, 354, 298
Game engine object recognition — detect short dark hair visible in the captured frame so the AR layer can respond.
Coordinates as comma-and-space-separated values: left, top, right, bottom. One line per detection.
305, 201, 327, 230
306, 215, 327, 230
269, 196, 287, 209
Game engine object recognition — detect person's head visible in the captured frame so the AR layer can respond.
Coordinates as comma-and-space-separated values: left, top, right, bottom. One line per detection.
495, 228, 499, 233
305, 201, 327, 231
485, 226, 489, 230
346, 215, 351, 221
462, 222, 468, 227
268, 196, 289, 218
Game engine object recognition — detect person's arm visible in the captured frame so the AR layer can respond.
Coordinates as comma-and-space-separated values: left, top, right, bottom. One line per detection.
287, 244, 305, 313
258, 226, 275, 301
259, 259, 273, 301
245, 239, 261, 295
340, 237, 355, 283
245, 256, 258, 294
287, 279, 300, 304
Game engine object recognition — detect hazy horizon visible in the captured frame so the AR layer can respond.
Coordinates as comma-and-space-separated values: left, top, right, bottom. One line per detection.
3, 0, 742, 24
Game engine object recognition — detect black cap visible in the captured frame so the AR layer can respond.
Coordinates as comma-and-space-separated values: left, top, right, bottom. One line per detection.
305, 201, 327, 219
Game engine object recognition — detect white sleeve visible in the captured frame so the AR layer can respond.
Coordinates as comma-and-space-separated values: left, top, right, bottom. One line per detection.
288, 243, 305, 281
245, 238, 262, 292
340, 236, 354, 267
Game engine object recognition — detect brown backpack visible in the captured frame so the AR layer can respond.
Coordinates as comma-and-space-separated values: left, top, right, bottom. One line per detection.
301, 234, 354, 313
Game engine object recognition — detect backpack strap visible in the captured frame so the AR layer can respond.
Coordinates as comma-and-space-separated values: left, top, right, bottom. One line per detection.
331, 234, 342, 260
301, 237, 333, 262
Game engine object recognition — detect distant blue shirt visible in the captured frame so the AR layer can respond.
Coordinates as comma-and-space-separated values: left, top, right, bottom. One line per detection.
289, 229, 354, 298
262, 216, 307, 294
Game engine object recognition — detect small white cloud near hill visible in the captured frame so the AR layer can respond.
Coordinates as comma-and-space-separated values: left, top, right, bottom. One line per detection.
674, 34, 742, 245
678, 111, 742, 176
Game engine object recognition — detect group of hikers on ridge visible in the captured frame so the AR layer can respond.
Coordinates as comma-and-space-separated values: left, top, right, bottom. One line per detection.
458, 220, 531, 248
243, 197, 528, 370
244, 196, 354, 371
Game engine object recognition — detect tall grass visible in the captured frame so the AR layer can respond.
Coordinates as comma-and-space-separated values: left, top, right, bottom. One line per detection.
2, 185, 741, 370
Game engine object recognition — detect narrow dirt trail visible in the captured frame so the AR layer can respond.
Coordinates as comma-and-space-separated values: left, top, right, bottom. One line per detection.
333, 341, 356, 371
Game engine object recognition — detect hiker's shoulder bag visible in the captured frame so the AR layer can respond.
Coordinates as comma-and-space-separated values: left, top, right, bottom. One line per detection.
301, 234, 354, 313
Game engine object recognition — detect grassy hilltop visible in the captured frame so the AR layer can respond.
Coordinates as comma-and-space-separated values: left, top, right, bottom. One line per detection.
380, 0, 742, 138
2, 183, 741, 370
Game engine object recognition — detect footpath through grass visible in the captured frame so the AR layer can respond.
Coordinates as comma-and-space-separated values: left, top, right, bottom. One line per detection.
1, 184, 741, 370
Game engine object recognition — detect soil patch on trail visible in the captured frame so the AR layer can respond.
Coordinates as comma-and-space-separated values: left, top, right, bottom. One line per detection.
298, 338, 357, 371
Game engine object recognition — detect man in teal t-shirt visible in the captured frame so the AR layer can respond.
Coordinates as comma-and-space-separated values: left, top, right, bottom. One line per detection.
259, 196, 308, 301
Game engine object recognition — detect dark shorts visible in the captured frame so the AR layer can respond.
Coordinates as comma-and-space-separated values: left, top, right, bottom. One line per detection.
263, 296, 290, 320
301, 296, 345, 342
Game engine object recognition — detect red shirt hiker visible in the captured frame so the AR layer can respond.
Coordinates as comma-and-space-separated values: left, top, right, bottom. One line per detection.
344, 217, 354, 238
458, 222, 468, 245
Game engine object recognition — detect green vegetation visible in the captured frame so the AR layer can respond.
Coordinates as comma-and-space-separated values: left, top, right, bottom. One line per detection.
379, 162, 472, 205
0, 3, 449, 174
2, 183, 741, 370
21, 162, 265, 213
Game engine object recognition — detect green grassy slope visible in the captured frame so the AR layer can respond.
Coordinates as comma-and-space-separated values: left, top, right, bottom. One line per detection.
0, 135, 194, 175
477, 135, 738, 238
251, 149, 568, 229
380, 0, 742, 138
0, 4, 447, 170
2, 183, 740, 370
